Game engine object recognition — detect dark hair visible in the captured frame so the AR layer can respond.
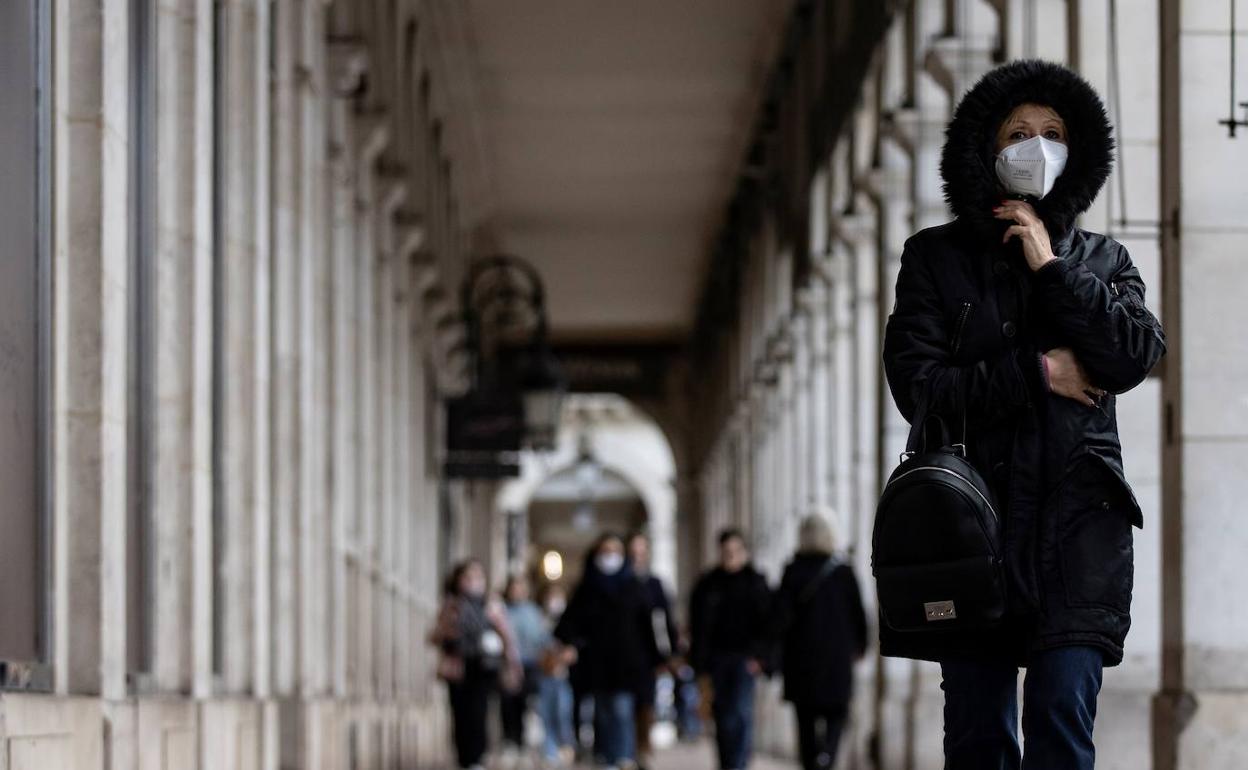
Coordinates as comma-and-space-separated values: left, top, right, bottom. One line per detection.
718, 528, 746, 547
443, 558, 483, 597
502, 573, 528, 603
582, 531, 626, 573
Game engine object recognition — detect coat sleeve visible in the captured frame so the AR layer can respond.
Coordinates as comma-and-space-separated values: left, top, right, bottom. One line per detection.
1031, 244, 1166, 393
842, 568, 869, 660
687, 576, 708, 671
883, 238, 1047, 428
655, 581, 679, 661
553, 589, 585, 649
750, 573, 774, 662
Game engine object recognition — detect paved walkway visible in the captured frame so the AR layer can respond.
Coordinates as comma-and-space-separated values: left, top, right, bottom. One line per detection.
567, 741, 798, 770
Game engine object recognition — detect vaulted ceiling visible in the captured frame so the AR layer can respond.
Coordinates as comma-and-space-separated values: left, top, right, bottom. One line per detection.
458, 0, 796, 342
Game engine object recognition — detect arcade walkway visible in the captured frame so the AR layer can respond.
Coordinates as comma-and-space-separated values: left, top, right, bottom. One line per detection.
0, 0, 1244, 769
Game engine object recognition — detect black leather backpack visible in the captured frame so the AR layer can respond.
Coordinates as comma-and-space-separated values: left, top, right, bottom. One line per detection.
872, 400, 1005, 634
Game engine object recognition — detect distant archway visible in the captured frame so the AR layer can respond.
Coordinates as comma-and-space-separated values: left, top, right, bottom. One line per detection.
495, 394, 678, 590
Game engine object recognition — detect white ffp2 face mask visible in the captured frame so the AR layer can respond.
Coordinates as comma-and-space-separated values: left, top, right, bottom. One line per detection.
596, 552, 624, 575
995, 135, 1068, 199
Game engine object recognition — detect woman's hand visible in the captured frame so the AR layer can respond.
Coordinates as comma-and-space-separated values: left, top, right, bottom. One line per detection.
1044, 347, 1107, 407
994, 199, 1057, 272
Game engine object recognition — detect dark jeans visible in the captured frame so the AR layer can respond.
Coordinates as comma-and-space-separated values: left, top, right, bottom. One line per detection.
595, 690, 637, 764
941, 645, 1104, 770
710, 655, 757, 770
447, 662, 493, 769
500, 663, 538, 746
794, 703, 847, 770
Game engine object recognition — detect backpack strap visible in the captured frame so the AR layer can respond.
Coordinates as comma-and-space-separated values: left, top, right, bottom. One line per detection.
798, 556, 840, 606
904, 379, 968, 456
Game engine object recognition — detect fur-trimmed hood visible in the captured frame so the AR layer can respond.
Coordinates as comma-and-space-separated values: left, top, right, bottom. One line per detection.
940, 60, 1114, 241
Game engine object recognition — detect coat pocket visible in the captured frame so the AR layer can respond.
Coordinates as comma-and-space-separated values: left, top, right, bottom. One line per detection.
1057, 456, 1135, 614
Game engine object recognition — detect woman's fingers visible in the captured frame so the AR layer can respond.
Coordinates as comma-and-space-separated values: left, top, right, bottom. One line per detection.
993, 201, 1039, 224
1002, 224, 1028, 244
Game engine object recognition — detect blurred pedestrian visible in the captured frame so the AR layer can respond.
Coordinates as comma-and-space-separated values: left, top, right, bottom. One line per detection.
429, 559, 521, 770
772, 512, 867, 770
501, 574, 547, 761
536, 583, 578, 767
555, 533, 658, 770
626, 531, 679, 770
689, 529, 772, 770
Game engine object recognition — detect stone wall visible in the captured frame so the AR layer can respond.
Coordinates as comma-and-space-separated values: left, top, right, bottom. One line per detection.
4, 0, 484, 767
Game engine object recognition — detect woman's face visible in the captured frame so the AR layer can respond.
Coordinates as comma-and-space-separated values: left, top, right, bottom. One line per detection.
995, 103, 1067, 153
506, 578, 529, 603
597, 538, 624, 560
458, 563, 486, 597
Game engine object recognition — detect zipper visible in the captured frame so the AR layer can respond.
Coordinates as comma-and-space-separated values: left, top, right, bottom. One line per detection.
951, 301, 973, 354
885, 465, 1000, 523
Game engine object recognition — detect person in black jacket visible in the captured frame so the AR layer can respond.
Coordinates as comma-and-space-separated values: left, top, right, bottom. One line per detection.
626, 531, 679, 770
772, 513, 867, 770
882, 60, 1166, 769
689, 528, 772, 770
555, 533, 658, 769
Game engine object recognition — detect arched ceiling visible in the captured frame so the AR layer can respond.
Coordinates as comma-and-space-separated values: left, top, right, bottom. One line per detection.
461, 0, 796, 342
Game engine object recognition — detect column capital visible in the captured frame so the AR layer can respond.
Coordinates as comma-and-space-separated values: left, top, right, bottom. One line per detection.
327, 37, 368, 97
923, 36, 995, 99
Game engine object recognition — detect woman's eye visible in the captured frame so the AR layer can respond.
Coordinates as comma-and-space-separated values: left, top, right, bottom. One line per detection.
1011, 131, 1028, 140
1044, 130, 1063, 140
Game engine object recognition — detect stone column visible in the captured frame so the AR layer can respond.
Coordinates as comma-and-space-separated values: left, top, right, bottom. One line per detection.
296, 0, 329, 696
327, 93, 358, 700
791, 302, 812, 517
50, 0, 130, 700
145, 0, 214, 695
270, 0, 304, 698
216, 0, 264, 697
354, 114, 389, 696
251, 0, 274, 701
806, 280, 833, 512
1153, 1, 1248, 767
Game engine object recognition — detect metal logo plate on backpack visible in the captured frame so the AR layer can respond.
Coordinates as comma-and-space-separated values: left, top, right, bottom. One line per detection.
924, 600, 957, 621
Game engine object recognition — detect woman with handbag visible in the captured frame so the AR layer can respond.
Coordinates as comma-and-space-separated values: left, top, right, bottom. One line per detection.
429, 559, 522, 770
771, 513, 866, 770
882, 60, 1165, 769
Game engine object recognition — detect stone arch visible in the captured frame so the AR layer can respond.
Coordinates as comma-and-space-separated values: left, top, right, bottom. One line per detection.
495, 394, 678, 590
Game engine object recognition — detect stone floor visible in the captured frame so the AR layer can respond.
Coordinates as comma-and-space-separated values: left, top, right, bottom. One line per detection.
485, 740, 799, 769
615, 741, 797, 769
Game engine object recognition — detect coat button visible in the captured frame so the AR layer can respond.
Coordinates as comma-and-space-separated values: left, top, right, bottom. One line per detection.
1001, 321, 1017, 339
994, 261, 1010, 277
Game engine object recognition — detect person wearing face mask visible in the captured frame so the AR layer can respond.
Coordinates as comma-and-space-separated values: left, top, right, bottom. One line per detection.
882, 60, 1166, 769
688, 529, 772, 770
429, 559, 522, 770
554, 533, 658, 770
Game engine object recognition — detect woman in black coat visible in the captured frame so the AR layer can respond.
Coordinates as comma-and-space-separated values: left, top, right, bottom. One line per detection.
772, 513, 867, 770
555, 533, 659, 768
882, 60, 1165, 769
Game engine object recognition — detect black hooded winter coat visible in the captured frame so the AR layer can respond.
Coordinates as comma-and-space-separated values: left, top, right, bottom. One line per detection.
881, 60, 1166, 666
